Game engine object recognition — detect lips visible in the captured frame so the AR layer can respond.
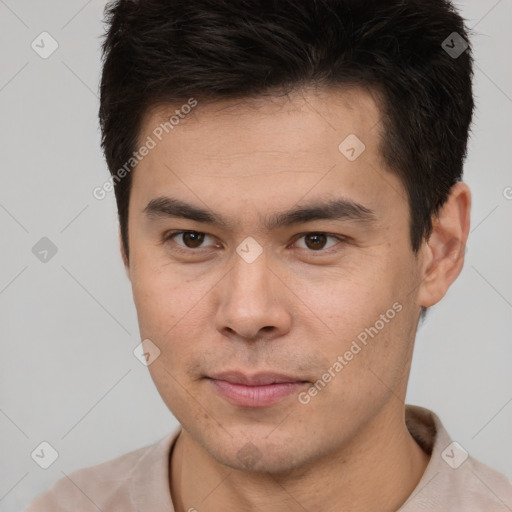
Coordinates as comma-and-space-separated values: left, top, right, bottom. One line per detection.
206, 371, 310, 407
208, 371, 308, 386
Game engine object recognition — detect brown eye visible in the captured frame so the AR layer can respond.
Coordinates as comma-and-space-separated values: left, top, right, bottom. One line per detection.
294, 232, 340, 252
179, 231, 205, 248
165, 231, 214, 251
304, 233, 327, 250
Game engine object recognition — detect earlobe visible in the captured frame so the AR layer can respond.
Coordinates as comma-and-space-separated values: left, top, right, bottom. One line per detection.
417, 182, 471, 308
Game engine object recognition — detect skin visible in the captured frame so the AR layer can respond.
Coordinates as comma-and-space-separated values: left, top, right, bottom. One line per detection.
121, 86, 471, 511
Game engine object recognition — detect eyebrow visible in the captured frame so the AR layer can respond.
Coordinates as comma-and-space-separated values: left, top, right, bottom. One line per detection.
143, 196, 377, 230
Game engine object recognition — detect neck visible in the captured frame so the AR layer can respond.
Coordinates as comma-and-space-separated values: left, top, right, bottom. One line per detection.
170, 403, 430, 512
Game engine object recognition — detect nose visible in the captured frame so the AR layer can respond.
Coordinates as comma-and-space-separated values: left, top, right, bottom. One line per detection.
214, 247, 292, 342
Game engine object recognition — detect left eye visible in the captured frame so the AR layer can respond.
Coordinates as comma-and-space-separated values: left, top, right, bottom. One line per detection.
293, 233, 341, 251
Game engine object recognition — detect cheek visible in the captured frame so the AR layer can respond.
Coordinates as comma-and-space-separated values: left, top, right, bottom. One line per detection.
129, 255, 200, 336
129, 261, 213, 372
131, 273, 176, 337
290, 263, 397, 334
296, 267, 413, 388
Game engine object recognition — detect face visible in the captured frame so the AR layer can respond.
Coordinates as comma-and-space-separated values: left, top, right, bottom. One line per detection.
125, 86, 426, 473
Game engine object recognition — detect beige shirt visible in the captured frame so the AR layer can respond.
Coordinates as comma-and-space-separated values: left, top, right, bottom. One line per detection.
24, 405, 512, 511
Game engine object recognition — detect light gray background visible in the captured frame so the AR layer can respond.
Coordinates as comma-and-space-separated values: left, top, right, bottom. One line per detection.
1, 0, 511, 510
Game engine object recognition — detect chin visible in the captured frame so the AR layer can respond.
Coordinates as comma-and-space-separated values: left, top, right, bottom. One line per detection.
203, 432, 316, 475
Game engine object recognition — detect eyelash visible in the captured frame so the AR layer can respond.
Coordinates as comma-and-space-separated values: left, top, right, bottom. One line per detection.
162, 230, 347, 256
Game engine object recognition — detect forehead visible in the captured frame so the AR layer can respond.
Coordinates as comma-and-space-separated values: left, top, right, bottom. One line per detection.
141, 86, 382, 156
131, 86, 407, 230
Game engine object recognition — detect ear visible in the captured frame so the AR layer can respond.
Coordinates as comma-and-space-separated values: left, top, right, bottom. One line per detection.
416, 182, 471, 308
119, 224, 130, 280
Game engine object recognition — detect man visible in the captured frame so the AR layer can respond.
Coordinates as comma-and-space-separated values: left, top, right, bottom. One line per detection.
25, 0, 512, 510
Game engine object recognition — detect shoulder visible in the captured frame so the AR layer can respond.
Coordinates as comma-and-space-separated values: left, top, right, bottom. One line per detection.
402, 405, 512, 511
23, 430, 179, 512
460, 455, 512, 510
